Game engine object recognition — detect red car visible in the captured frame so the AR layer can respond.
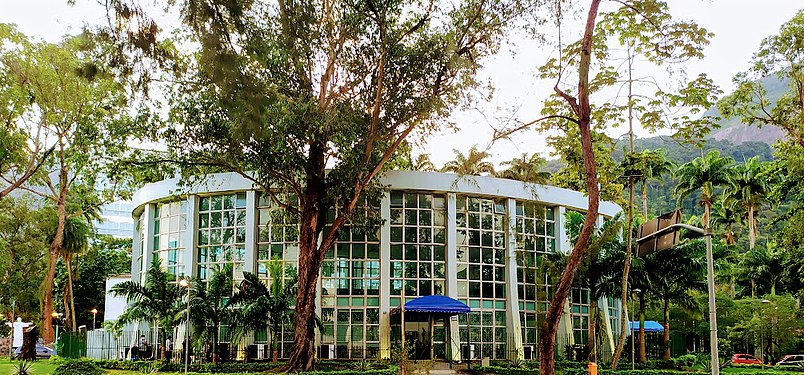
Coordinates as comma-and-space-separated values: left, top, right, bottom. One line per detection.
731, 354, 762, 365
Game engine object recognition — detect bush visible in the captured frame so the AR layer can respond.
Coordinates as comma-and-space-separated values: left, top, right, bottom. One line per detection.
52, 359, 104, 375
671, 355, 696, 369
89, 359, 397, 374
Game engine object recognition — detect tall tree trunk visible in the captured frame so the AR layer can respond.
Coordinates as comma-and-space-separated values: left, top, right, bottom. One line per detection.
538, 3, 602, 374
272, 323, 280, 363
751, 279, 756, 299
284, 144, 328, 370
662, 297, 671, 360
63, 278, 72, 332
638, 293, 646, 363
612, 44, 636, 370
42, 184, 68, 344
66, 255, 77, 332
748, 205, 755, 249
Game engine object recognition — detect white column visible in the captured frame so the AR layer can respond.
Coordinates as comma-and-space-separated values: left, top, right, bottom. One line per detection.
445, 193, 461, 361
183, 196, 199, 278
131, 212, 143, 284
141, 204, 155, 284
505, 199, 523, 360
244, 191, 257, 275
557, 206, 570, 255
379, 192, 392, 359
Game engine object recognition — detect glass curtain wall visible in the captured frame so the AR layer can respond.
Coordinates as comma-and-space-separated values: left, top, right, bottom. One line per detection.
455, 196, 507, 359
197, 193, 247, 280
254, 193, 300, 357
320, 199, 381, 359
515, 203, 556, 349
152, 201, 187, 278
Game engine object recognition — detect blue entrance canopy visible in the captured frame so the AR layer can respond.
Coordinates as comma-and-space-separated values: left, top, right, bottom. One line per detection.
628, 321, 664, 333
403, 295, 471, 315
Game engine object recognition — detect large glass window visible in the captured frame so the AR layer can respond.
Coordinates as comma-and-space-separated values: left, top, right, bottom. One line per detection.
571, 288, 591, 345
320, 198, 381, 359
257, 194, 300, 276
137, 214, 146, 282
197, 193, 247, 280
515, 203, 556, 346
389, 192, 447, 306
456, 196, 507, 359
152, 201, 186, 278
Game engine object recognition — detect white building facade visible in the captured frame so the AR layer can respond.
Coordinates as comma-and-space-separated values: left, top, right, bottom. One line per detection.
128, 171, 623, 361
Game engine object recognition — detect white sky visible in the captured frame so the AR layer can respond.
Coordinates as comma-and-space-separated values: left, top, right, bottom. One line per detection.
2, 0, 802, 167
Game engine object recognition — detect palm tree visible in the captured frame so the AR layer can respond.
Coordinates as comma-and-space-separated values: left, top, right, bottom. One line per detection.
738, 247, 770, 298
58, 216, 91, 332
726, 156, 770, 249
111, 258, 185, 360
412, 154, 436, 172
231, 258, 297, 362
496, 153, 552, 184
559, 211, 624, 359
440, 146, 495, 176
674, 150, 735, 228
637, 149, 674, 219
189, 264, 235, 364
710, 198, 743, 246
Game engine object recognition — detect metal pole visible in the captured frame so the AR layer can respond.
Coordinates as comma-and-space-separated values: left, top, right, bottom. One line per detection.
705, 231, 720, 375
185, 295, 190, 374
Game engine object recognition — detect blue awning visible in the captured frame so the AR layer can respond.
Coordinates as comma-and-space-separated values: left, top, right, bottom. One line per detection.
403, 295, 471, 315
629, 321, 665, 333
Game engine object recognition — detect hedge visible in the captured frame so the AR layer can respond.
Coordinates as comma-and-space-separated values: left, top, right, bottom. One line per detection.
52, 359, 105, 375
89, 359, 398, 375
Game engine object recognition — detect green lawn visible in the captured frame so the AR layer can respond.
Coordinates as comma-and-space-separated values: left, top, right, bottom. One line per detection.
0, 359, 58, 374
0, 359, 190, 375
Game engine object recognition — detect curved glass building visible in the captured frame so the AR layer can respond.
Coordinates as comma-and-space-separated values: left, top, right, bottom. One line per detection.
129, 171, 623, 361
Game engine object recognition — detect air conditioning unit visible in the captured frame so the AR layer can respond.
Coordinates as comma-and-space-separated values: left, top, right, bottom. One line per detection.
256, 344, 266, 360
319, 344, 335, 359
461, 344, 476, 360
523, 345, 535, 360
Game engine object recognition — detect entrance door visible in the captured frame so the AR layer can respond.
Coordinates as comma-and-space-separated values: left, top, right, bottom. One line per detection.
405, 319, 431, 360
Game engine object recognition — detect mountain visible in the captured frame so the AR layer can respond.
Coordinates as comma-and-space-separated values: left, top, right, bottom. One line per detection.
706, 74, 789, 145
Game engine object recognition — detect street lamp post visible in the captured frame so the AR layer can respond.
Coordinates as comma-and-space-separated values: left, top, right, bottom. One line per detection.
91, 308, 98, 331
636, 220, 719, 375
179, 278, 191, 374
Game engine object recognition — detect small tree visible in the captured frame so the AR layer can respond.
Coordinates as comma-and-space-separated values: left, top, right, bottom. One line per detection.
189, 264, 235, 364
111, 259, 184, 360
231, 259, 297, 363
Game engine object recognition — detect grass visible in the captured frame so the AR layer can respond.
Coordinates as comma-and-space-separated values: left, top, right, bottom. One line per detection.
0, 358, 58, 374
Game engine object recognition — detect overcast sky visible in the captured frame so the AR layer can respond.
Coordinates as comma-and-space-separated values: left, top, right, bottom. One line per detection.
2, 0, 801, 167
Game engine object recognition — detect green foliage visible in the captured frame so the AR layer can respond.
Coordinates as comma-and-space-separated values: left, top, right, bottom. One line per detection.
109, 258, 184, 357
52, 359, 104, 375
0, 197, 50, 321
230, 260, 297, 358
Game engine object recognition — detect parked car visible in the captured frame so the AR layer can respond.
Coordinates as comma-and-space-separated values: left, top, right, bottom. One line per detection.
777, 354, 804, 366
731, 353, 763, 365
14, 343, 56, 359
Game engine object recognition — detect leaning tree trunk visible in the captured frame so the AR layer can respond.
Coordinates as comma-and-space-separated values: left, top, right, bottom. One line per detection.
538, 3, 602, 374
42, 185, 68, 344
642, 181, 648, 220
